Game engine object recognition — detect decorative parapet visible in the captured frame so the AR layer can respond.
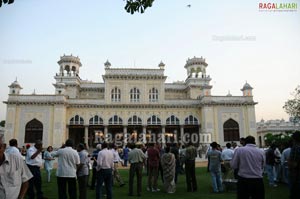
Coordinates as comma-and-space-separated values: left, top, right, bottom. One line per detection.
257, 119, 300, 133
4, 95, 67, 105
199, 96, 257, 105
185, 77, 212, 86
104, 68, 164, 77
165, 83, 187, 90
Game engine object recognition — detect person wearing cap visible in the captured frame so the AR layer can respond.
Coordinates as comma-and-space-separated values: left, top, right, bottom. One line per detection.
25, 140, 47, 199
52, 139, 80, 199
90, 143, 102, 190
0, 138, 33, 199
128, 142, 146, 196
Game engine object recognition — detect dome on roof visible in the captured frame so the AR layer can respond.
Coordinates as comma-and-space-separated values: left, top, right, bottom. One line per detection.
184, 56, 208, 68
9, 79, 22, 88
58, 55, 82, 66
241, 82, 253, 91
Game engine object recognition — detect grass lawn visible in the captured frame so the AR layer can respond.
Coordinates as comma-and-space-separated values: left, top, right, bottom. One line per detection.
41, 167, 289, 199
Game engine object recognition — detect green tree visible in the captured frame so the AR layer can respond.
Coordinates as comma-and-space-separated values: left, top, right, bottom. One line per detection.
0, 120, 5, 127
264, 132, 292, 148
0, 0, 155, 14
283, 86, 300, 124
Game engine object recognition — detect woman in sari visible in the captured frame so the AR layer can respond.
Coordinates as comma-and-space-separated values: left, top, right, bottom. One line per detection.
161, 146, 176, 193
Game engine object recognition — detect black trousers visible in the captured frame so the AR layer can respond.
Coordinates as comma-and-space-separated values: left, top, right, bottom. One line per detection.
185, 160, 197, 192
27, 165, 43, 199
129, 162, 143, 196
91, 167, 97, 188
237, 176, 265, 199
57, 177, 77, 199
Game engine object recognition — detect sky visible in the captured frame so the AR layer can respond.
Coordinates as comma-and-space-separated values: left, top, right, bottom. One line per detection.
0, 0, 299, 122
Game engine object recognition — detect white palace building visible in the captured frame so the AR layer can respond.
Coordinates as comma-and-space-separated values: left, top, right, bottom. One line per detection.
4, 55, 257, 148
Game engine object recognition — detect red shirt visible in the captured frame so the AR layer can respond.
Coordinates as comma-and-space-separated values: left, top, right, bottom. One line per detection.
147, 147, 160, 167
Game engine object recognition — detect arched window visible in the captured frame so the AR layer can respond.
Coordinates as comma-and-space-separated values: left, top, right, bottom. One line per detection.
184, 115, 198, 125
149, 88, 158, 102
25, 119, 43, 143
111, 87, 121, 102
70, 115, 84, 125
128, 115, 142, 125
89, 115, 104, 125
166, 115, 180, 125
147, 115, 161, 125
109, 115, 123, 125
223, 119, 240, 141
130, 88, 140, 102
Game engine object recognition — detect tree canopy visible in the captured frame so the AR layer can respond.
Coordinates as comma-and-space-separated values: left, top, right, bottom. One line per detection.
283, 85, 300, 124
0, 120, 5, 127
0, 0, 155, 14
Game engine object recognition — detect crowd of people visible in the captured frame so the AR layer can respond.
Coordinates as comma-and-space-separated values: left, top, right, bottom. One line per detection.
0, 131, 300, 199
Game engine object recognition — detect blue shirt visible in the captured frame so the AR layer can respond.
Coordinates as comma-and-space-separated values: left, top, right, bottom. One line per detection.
230, 144, 265, 178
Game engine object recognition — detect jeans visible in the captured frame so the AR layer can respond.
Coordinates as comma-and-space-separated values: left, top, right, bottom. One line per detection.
265, 164, 275, 185
96, 169, 113, 199
27, 165, 43, 199
210, 170, 223, 192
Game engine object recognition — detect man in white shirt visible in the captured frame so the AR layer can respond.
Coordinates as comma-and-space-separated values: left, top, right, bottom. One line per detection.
25, 140, 47, 199
5, 138, 22, 157
96, 142, 114, 199
52, 139, 80, 199
0, 138, 33, 199
110, 143, 125, 187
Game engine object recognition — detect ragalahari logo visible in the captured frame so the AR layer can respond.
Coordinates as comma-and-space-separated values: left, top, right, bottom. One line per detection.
259, 2, 297, 12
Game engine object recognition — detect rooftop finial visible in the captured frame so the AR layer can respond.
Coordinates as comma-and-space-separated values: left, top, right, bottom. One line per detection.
104, 60, 111, 68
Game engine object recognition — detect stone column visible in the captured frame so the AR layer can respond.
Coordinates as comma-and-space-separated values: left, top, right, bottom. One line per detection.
84, 125, 89, 149
162, 125, 166, 147
199, 126, 202, 145
104, 125, 108, 142
142, 125, 146, 143
65, 125, 69, 141
123, 125, 127, 147
180, 125, 184, 145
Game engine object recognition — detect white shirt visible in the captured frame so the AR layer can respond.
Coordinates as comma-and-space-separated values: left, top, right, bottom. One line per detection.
25, 146, 43, 167
52, 147, 80, 177
5, 146, 22, 158
221, 148, 234, 160
97, 148, 114, 171
111, 149, 122, 163
0, 153, 33, 199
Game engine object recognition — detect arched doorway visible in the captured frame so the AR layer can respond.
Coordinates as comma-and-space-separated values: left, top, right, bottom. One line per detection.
25, 119, 43, 143
69, 115, 84, 146
223, 119, 240, 142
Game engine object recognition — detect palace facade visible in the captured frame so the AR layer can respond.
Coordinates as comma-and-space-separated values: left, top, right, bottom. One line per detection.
4, 55, 257, 148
